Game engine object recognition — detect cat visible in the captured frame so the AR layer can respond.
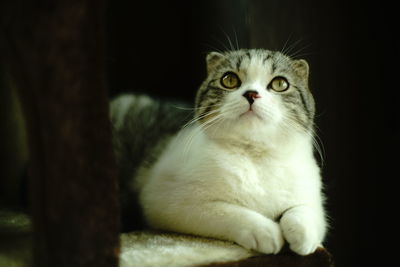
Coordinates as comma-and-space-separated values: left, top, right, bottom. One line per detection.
110, 49, 327, 255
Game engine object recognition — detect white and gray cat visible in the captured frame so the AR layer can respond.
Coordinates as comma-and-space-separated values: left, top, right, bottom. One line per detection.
110, 49, 327, 255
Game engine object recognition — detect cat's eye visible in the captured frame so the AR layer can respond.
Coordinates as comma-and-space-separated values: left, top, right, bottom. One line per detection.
268, 77, 289, 92
220, 72, 241, 89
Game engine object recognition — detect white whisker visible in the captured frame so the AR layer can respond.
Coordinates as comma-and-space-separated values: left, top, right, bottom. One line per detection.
211, 35, 230, 52
218, 27, 235, 52
283, 38, 304, 57
281, 33, 294, 55
180, 104, 224, 130
279, 112, 325, 167
202, 42, 225, 54
232, 26, 240, 50
180, 100, 241, 160
171, 102, 222, 112
170, 105, 197, 111
181, 111, 225, 159
289, 44, 312, 59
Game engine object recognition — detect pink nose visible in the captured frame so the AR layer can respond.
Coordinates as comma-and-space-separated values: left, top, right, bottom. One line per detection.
243, 90, 260, 105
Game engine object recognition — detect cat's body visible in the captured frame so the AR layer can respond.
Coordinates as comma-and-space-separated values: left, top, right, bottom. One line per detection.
111, 49, 327, 255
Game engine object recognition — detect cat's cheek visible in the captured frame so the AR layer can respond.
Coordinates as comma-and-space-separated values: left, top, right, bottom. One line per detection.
280, 209, 320, 255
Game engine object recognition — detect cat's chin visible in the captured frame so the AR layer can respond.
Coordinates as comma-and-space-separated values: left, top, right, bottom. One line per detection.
239, 109, 264, 121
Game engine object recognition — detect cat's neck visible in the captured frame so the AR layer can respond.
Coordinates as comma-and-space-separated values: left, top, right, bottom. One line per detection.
208, 127, 313, 161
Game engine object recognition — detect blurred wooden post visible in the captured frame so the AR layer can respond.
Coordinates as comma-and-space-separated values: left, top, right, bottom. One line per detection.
0, 1, 120, 266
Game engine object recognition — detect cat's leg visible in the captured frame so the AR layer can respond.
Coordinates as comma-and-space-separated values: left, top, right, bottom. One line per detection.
279, 205, 325, 255
144, 201, 284, 254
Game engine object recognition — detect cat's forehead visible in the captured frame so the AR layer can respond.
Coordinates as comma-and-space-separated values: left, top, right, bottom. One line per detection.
228, 49, 289, 71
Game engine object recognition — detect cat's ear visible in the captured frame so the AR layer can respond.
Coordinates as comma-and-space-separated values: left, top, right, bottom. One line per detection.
206, 52, 224, 74
292, 59, 309, 80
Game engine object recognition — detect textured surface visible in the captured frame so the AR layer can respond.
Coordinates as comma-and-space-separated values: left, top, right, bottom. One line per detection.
0, 211, 334, 267
120, 231, 334, 267
120, 231, 256, 267
0, 210, 32, 267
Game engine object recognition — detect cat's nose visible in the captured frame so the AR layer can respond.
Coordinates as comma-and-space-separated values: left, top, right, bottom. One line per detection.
242, 90, 260, 105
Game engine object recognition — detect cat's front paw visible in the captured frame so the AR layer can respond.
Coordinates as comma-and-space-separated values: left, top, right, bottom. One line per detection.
280, 211, 319, 255
234, 218, 284, 254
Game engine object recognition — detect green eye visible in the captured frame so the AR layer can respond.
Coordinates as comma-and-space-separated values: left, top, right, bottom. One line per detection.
269, 77, 289, 92
220, 72, 241, 89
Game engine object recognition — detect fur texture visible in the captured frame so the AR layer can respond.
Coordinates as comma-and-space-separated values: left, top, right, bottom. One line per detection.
111, 49, 327, 255
119, 231, 256, 267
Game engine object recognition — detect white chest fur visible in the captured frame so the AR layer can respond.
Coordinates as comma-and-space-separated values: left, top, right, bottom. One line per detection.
138, 124, 325, 255
140, 124, 321, 218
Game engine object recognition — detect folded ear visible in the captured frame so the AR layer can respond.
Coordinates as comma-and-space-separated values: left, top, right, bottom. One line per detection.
206, 52, 224, 74
292, 59, 309, 80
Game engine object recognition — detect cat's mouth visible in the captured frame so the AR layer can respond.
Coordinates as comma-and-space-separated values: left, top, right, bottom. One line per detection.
239, 109, 263, 120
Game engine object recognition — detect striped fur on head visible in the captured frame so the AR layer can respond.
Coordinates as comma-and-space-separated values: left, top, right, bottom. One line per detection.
194, 49, 315, 133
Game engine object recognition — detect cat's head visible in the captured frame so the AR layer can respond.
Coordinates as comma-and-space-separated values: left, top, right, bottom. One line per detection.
195, 49, 315, 141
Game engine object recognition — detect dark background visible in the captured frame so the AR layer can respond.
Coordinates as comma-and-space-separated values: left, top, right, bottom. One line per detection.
107, 0, 396, 266
0, 0, 396, 266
